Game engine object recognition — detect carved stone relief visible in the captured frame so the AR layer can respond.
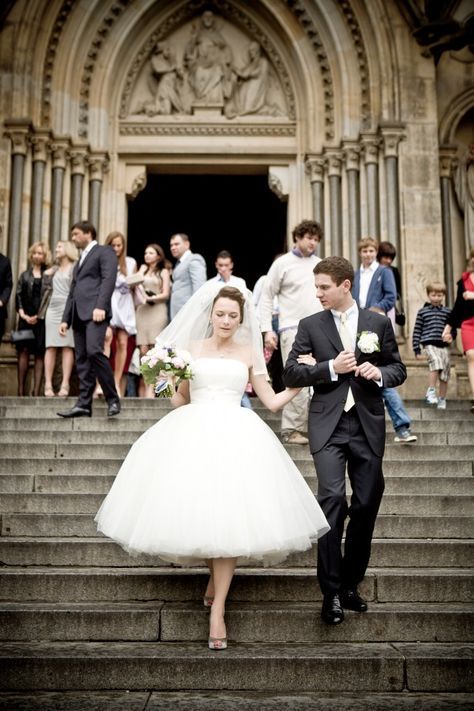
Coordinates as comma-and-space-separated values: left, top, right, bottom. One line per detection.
124, 9, 289, 121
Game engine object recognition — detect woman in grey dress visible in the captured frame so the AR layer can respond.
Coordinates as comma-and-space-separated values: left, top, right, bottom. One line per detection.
43, 240, 78, 396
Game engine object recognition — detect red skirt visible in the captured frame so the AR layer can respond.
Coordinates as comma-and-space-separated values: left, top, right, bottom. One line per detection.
461, 318, 474, 352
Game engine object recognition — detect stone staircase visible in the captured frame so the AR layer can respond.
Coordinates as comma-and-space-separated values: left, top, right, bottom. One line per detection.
0, 396, 472, 710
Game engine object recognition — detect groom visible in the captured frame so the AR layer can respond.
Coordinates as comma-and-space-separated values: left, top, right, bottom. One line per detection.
283, 256, 406, 624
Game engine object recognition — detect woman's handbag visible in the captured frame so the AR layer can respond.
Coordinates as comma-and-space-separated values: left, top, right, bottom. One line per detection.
10, 328, 35, 343
395, 295, 406, 326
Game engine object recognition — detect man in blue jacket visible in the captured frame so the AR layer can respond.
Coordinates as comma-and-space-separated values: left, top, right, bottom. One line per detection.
353, 237, 416, 444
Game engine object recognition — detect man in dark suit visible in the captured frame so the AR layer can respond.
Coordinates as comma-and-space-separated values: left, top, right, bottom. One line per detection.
283, 256, 406, 625
0, 228, 13, 344
57, 221, 120, 418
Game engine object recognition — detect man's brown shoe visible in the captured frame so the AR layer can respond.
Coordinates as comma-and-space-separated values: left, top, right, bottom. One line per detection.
283, 431, 309, 445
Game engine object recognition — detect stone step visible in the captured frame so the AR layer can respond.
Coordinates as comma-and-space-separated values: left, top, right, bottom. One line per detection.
1, 492, 470, 516
0, 457, 471, 479
3, 513, 471, 540
0, 538, 470, 568
1, 567, 472, 604
2, 472, 472, 496
0, 691, 473, 711
0, 641, 472, 692
5, 442, 473, 460
0, 601, 472, 643
2, 427, 474, 445
3, 414, 474, 434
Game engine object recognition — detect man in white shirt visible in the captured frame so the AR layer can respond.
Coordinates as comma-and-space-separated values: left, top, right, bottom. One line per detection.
259, 220, 323, 444
207, 250, 247, 292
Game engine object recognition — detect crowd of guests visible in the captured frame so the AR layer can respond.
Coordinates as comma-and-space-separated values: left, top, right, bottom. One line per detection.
0, 220, 474, 417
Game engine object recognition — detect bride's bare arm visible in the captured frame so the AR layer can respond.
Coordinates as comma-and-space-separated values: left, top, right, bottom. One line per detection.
250, 371, 301, 413
171, 379, 190, 408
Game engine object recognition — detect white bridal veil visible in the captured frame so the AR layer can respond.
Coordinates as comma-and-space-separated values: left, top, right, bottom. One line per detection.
156, 281, 267, 376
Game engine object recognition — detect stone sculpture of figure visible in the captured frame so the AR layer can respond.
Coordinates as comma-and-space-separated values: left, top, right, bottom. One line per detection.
183, 10, 233, 106
454, 143, 474, 254
233, 41, 270, 116
138, 42, 186, 116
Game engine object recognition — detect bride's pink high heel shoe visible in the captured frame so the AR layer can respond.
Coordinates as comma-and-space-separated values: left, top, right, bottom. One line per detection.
203, 595, 214, 608
208, 636, 227, 650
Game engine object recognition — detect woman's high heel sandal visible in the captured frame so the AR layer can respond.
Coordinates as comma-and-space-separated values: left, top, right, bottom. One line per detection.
203, 595, 214, 608
208, 636, 227, 650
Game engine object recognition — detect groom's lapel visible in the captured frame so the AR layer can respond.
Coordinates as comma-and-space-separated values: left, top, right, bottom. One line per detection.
320, 310, 344, 353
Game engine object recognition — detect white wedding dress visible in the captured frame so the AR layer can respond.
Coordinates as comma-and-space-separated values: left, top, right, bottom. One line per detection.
95, 358, 329, 565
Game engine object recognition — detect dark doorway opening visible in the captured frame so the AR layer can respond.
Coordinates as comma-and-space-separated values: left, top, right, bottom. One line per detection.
127, 172, 287, 289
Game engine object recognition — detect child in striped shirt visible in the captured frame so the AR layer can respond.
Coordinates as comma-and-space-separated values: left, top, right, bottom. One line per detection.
412, 282, 454, 410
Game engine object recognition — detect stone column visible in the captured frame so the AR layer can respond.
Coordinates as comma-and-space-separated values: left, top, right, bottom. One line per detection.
343, 141, 361, 266
49, 138, 69, 250
88, 153, 109, 230
305, 156, 325, 257
4, 120, 31, 330
380, 124, 405, 256
360, 132, 380, 238
28, 130, 50, 246
439, 146, 458, 305
325, 149, 343, 257
68, 144, 88, 227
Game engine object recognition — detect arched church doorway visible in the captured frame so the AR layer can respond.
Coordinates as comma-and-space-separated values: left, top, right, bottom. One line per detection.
127, 172, 287, 289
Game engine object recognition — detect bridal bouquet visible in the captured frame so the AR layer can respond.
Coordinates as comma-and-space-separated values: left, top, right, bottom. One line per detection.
140, 345, 193, 398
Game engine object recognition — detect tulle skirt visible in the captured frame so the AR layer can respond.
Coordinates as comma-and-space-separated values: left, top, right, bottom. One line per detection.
95, 402, 329, 566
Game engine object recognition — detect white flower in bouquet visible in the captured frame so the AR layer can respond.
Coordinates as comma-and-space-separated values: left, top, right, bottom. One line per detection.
357, 331, 380, 354
140, 345, 193, 397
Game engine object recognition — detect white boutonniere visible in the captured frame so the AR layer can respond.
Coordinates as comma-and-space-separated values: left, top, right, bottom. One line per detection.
357, 331, 380, 354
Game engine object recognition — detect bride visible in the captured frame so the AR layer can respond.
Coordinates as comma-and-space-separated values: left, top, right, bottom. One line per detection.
95, 284, 329, 650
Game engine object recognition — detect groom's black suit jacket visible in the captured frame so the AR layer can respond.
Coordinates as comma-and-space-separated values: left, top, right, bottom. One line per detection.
62, 244, 117, 326
283, 308, 407, 456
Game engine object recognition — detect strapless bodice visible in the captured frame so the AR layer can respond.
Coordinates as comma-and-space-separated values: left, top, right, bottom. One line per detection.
189, 358, 248, 406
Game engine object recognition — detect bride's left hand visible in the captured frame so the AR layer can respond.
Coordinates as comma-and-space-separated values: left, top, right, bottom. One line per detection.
297, 353, 317, 366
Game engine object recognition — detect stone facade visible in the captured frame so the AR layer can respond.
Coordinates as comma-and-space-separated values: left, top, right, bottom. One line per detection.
0, 0, 473, 392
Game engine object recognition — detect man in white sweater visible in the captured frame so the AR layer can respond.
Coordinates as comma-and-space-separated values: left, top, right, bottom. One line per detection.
259, 220, 323, 444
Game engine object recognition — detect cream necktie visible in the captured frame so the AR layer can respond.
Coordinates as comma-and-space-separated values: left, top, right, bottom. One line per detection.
339, 311, 355, 412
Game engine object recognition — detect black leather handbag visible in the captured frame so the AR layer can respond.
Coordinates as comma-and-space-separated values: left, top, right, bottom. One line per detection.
10, 328, 35, 343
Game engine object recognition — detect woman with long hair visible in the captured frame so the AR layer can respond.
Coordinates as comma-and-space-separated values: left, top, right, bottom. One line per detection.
135, 243, 171, 398
43, 240, 78, 396
105, 231, 137, 395
15, 241, 51, 396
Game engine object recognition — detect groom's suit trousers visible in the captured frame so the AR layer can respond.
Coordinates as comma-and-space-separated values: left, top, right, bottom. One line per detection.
313, 407, 384, 595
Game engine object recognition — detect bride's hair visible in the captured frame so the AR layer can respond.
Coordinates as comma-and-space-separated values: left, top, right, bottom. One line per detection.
212, 286, 245, 323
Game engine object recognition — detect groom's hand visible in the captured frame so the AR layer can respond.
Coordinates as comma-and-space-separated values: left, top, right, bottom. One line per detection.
333, 350, 357, 374
355, 361, 382, 381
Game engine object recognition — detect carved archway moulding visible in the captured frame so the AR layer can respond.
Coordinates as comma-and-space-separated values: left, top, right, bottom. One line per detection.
39, 0, 374, 142
439, 87, 474, 145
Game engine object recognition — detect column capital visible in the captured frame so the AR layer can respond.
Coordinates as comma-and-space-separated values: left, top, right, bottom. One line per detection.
439, 145, 458, 178
379, 123, 405, 158
29, 129, 51, 163
49, 137, 70, 169
360, 132, 380, 164
305, 155, 325, 183
342, 141, 361, 171
324, 148, 343, 178
68, 143, 89, 176
88, 152, 110, 182
4, 119, 32, 156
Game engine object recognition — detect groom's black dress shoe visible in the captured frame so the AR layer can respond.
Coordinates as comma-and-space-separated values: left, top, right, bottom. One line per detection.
321, 594, 344, 625
57, 406, 91, 418
341, 588, 368, 612
107, 400, 121, 417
